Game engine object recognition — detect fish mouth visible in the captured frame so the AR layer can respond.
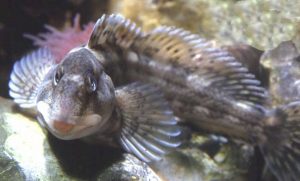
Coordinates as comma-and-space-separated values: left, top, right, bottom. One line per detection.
53, 120, 75, 133
37, 101, 103, 140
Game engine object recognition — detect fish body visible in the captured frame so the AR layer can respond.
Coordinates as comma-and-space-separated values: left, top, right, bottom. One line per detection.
88, 14, 268, 143
8, 13, 300, 181
8, 47, 184, 163
86, 14, 300, 181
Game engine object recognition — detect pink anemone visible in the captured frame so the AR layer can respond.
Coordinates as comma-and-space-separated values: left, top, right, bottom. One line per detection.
24, 14, 95, 63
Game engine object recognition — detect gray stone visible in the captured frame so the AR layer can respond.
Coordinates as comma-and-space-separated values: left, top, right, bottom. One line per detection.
0, 97, 160, 181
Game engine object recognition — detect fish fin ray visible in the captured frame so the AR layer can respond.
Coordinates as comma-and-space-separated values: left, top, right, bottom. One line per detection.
134, 26, 269, 108
8, 48, 55, 108
88, 14, 268, 107
116, 82, 183, 162
88, 14, 142, 50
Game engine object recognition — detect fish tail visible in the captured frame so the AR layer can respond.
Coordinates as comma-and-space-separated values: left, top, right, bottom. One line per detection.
260, 101, 300, 181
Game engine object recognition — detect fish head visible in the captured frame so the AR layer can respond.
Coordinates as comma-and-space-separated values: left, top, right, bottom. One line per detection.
36, 47, 115, 140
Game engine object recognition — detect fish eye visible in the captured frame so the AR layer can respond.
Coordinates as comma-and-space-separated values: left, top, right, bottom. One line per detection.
87, 76, 97, 93
54, 67, 63, 86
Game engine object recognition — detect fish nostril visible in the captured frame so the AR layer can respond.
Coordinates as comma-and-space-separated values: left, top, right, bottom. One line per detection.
53, 120, 74, 133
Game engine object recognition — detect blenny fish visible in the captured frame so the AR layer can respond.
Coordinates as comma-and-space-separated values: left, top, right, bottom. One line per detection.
83, 14, 299, 181
8, 13, 300, 181
8, 47, 183, 163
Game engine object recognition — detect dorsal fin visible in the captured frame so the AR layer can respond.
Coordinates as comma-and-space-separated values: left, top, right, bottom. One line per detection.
133, 26, 269, 107
88, 14, 142, 50
87, 14, 269, 107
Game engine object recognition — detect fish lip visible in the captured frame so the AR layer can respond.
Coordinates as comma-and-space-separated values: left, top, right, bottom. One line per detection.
53, 120, 75, 134
38, 113, 102, 140
37, 101, 103, 140
53, 114, 103, 139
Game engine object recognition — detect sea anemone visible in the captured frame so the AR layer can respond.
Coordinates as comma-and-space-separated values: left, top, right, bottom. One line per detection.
24, 14, 95, 63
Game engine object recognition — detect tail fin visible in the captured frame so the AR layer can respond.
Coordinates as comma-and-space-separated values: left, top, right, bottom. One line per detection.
260, 101, 300, 181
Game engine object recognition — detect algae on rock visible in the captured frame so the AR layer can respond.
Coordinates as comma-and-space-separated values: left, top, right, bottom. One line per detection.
109, 0, 300, 50
0, 97, 160, 181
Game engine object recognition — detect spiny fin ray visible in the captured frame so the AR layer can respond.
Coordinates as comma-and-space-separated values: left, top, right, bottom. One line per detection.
133, 26, 269, 108
116, 82, 184, 162
88, 14, 142, 50
8, 48, 55, 108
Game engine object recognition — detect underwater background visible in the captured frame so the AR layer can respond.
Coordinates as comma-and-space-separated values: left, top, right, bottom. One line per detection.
1, 0, 300, 96
0, 0, 300, 180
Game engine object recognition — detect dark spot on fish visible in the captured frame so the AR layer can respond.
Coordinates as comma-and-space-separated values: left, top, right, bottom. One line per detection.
120, 34, 126, 40
166, 45, 172, 51
292, 108, 299, 115
158, 35, 165, 41
152, 47, 159, 53
173, 49, 179, 53
140, 131, 148, 137
295, 55, 300, 63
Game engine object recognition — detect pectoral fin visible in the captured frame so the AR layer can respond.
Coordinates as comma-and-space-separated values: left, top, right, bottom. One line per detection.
115, 82, 183, 162
9, 48, 56, 108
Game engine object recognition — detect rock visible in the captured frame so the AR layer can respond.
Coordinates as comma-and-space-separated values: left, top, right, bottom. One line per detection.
0, 97, 160, 181
222, 44, 264, 82
260, 41, 300, 106
109, 0, 300, 50
150, 135, 259, 181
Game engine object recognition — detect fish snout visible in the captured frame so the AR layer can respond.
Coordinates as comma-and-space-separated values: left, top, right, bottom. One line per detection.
53, 120, 75, 133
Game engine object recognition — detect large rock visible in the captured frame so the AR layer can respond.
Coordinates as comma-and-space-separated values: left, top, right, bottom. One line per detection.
109, 0, 300, 50
0, 97, 159, 181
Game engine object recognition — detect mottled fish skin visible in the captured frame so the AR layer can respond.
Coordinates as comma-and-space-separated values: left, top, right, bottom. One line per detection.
35, 47, 116, 140
9, 47, 184, 163
89, 14, 268, 143
87, 14, 300, 181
